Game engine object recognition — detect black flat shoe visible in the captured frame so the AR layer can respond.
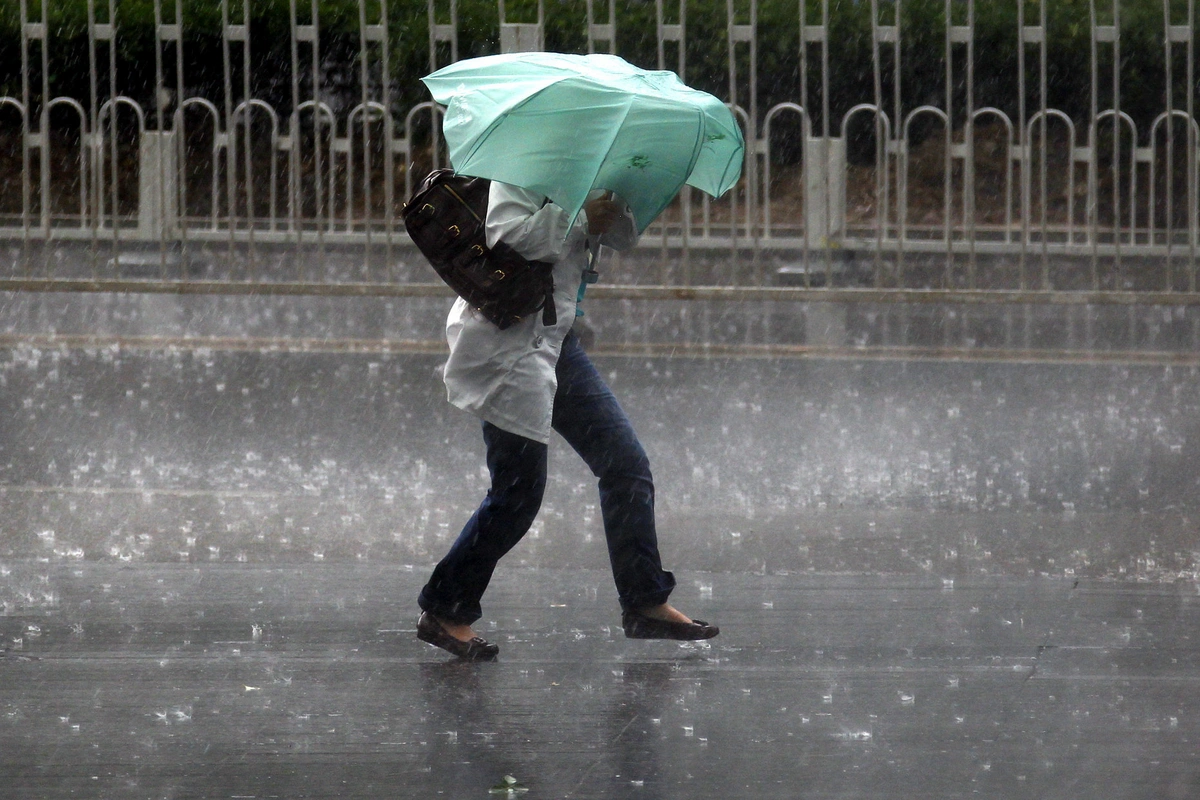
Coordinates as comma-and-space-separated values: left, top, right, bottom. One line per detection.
417, 612, 499, 660
622, 610, 719, 641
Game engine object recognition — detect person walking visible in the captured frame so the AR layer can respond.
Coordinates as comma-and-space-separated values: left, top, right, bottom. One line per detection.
416, 180, 719, 660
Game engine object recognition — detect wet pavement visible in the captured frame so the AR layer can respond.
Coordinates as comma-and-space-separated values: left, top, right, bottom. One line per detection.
1, 331, 1197, 578
3, 564, 1199, 799
1, 295, 1199, 798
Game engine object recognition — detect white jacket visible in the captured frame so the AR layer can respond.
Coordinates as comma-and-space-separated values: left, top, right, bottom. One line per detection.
443, 181, 638, 443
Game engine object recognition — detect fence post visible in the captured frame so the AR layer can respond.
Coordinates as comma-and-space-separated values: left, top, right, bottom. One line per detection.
138, 131, 178, 238
499, 0, 544, 53
500, 23, 542, 52
804, 135, 845, 246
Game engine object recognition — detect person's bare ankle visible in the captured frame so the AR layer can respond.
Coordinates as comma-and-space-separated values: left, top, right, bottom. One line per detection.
639, 603, 693, 625
435, 615, 476, 642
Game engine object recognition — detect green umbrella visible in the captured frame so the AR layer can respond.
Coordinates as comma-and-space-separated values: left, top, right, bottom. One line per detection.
421, 52, 744, 233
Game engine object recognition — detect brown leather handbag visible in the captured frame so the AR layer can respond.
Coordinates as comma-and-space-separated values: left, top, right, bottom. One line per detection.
402, 169, 556, 330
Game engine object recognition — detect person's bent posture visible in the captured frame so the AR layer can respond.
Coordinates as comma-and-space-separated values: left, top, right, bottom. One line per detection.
417, 182, 718, 660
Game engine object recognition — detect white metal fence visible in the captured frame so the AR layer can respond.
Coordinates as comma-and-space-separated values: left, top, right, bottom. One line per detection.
1, 0, 1199, 296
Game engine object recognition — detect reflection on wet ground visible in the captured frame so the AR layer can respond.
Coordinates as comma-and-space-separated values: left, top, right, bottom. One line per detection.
1, 332, 1198, 797
2, 565, 1198, 799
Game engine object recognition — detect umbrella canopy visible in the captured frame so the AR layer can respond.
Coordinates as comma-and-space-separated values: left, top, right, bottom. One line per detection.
421, 52, 744, 233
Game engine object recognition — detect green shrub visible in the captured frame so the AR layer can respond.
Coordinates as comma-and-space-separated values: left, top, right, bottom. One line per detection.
0, 0, 1192, 144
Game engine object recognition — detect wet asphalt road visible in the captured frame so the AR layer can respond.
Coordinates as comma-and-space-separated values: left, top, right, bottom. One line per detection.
3, 563, 1199, 800
1, 305, 1199, 798
0, 339, 1197, 577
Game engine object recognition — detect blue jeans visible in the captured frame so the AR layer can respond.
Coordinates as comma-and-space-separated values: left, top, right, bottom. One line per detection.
419, 330, 676, 624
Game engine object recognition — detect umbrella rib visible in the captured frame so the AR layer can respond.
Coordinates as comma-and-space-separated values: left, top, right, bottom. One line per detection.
635, 106, 707, 231
591, 94, 639, 194
556, 92, 639, 231
452, 76, 577, 170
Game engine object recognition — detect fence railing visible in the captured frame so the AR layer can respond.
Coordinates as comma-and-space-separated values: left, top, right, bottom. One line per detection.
1, 0, 1198, 296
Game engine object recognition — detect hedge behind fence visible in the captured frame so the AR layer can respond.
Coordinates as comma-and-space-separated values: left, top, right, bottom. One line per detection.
0, 0, 1194, 144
